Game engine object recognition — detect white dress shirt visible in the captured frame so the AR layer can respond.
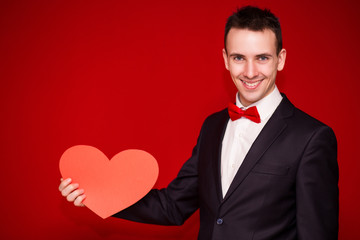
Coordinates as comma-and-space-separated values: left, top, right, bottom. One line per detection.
221, 86, 283, 197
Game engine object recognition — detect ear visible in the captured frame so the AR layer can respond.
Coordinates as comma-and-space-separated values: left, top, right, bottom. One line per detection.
222, 48, 229, 70
277, 48, 287, 71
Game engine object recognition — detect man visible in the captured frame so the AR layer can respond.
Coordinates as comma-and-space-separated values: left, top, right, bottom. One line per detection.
59, 6, 339, 239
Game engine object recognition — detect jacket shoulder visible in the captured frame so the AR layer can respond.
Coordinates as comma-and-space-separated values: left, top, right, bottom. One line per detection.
280, 96, 336, 139
202, 108, 228, 128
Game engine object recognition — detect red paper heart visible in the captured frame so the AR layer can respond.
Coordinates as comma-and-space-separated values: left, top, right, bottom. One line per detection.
59, 145, 159, 219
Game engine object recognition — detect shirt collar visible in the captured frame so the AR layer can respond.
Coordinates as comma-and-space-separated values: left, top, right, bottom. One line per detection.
236, 86, 283, 121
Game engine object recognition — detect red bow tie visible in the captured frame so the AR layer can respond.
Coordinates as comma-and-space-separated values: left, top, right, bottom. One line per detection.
228, 103, 261, 123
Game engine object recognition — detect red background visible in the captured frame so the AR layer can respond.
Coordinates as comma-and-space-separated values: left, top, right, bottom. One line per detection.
1, 0, 359, 239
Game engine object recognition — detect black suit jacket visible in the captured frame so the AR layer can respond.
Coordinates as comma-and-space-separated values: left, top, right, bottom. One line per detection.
114, 95, 339, 240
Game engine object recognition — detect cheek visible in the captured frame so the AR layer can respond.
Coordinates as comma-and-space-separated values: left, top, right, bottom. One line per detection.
228, 64, 243, 78
259, 65, 277, 80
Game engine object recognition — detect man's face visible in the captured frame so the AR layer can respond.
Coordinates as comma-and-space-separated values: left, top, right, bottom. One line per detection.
223, 28, 286, 107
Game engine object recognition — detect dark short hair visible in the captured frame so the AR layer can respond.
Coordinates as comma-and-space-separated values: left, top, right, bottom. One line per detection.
224, 6, 282, 55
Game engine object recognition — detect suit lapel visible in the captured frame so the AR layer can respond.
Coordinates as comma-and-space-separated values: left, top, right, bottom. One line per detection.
210, 109, 230, 202
222, 95, 294, 203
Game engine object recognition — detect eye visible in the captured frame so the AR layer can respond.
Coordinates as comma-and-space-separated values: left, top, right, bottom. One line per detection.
233, 56, 244, 61
258, 56, 268, 61
258, 55, 270, 61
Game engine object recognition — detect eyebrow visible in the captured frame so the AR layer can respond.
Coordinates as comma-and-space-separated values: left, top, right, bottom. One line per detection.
228, 53, 273, 58
255, 53, 272, 58
229, 53, 245, 58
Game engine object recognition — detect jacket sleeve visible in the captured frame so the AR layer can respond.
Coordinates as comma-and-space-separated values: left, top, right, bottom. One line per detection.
296, 125, 339, 239
112, 127, 204, 226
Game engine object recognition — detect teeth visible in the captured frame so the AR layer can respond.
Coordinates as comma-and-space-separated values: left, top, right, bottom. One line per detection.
241, 80, 260, 87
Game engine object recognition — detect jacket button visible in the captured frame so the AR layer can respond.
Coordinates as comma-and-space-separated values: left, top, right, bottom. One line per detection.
216, 218, 223, 225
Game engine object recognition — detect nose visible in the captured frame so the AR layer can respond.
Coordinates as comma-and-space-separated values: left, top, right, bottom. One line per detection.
243, 61, 258, 79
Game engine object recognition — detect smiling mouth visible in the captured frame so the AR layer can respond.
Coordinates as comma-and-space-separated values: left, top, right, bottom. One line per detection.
240, 79, 262, 88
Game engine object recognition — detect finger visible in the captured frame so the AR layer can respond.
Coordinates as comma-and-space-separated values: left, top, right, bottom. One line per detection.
61, 183, 79, 197
66, 188, 84, 202
74, 194, 86, 207
58, 178, 72, 191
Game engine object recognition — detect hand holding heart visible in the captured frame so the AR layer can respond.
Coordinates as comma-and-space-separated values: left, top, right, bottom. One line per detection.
59, 145, 159, 219
59, 178, 86, 207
